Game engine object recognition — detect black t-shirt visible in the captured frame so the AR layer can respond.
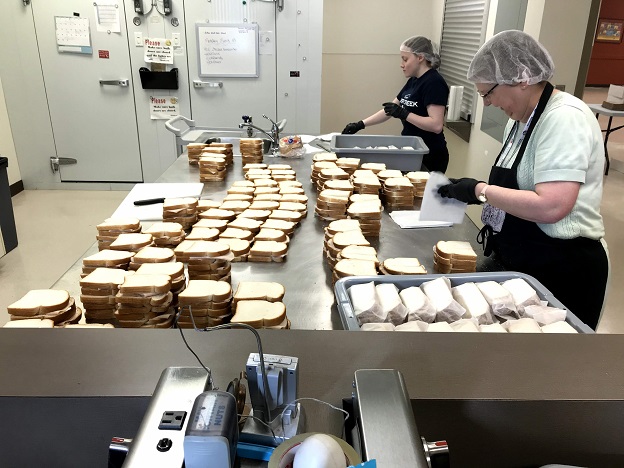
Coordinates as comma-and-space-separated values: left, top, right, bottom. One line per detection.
396, 69, 449, 154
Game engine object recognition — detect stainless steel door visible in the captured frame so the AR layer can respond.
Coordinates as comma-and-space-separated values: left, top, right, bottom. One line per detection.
32, 0, 143, 182
185, 0, 278, 129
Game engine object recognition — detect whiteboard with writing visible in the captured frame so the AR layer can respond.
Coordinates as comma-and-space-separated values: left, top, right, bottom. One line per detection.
196, 23, 259, 77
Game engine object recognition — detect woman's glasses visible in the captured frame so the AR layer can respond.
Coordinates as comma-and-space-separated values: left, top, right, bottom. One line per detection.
479, 83, 499, 101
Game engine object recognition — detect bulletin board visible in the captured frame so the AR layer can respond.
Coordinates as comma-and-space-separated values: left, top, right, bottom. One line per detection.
196, 23, 259, 77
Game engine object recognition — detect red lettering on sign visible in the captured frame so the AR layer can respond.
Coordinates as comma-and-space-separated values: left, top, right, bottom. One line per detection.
98, 50, 110, 59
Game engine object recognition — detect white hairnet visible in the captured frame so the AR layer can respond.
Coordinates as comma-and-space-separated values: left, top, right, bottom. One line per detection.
400, 36, 441, 70
467, 30, 554, 85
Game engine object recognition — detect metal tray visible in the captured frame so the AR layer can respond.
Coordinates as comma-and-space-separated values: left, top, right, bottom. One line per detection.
334, 271, 593, 333
330, 134, 428, 171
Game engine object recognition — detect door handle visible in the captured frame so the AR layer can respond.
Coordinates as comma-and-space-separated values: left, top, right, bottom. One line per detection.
193, 80, 223, 88
99, 79, 129, 87
50, 157, 78, 174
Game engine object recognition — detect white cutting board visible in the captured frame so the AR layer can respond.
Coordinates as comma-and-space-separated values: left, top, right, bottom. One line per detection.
112, 183, 204, 221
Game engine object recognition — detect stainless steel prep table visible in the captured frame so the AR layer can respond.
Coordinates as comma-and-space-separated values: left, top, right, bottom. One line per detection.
54, 147, 500, 330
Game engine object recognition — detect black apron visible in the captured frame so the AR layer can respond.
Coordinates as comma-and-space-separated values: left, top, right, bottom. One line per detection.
478, 83, 608, 330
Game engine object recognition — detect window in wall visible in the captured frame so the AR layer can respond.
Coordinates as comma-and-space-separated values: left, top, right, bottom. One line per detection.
438, 0, 490, 124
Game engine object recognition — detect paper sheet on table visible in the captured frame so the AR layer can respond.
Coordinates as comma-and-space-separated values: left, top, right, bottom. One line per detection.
419, 172, 467, 224
389, 210, 453, 229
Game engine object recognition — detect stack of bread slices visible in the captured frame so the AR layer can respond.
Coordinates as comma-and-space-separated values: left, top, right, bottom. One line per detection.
187, 143, 207, 165
347, 200, 382, 237
269, 164, 296, 182
240, 138, 264, 165
315, 189, 350, 221
330, 231, 377, 283
219, 199, 251, 215
336, 245, 379, 270
231, 281, 289, 329
405, 171, 429, 198
185, 225, 221, 241
163, 197, 198, 230
145, 222, 186, 247
351, 169, 381, 195
199, 154, 227, 182
135, 261, 187, 303
80, 267, 134, 322
325, 225, 369, 268
177, 279, 232, 328
206, 142, 233, 165
115, 274, 174, 328
379, 257, 427, 275
335, 157, 360, 175
311, 160, 338, 188
316, 167, 350, 192
382, 177, 415, 210
245, 168, 272, 182
376, 169, 403, 185
174, 240, 234, 282
433, 241, 477, 274
8, 289, 82, 326
243, 163, 268, 173
360, 162, 386, 174
96, 217, 141, 251
82, 249, 134, 278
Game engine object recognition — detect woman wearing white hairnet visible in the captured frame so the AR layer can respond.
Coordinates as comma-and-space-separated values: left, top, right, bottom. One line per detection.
342, 36, 450, 173
438, 30, 609, 330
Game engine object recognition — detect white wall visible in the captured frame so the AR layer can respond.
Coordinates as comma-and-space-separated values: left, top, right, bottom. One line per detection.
321, 0, 442, 135
0, 77, 20, 186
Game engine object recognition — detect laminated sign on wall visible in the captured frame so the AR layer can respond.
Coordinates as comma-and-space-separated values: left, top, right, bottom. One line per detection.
144, 38, 174, 64
150, 96, 179, 120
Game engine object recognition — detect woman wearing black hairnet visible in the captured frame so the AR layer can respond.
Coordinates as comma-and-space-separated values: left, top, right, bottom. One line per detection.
342, 36, 450, 173
438, 30, 609, 330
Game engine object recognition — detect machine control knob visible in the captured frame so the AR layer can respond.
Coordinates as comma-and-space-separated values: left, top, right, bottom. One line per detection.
156, 438, 173, 452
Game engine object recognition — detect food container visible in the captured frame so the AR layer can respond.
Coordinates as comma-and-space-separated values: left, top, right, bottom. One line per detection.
330, 134, 428, 171
334, 271, 593, 333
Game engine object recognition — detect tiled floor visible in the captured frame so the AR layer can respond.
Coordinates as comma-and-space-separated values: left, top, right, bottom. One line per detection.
0, 88, 623, 332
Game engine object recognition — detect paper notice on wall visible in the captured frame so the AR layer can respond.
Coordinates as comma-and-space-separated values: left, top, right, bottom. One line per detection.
94, 1, 121, 33
144, 38, 174, 64
150, 96, 179, 120
259, 31, 274, 55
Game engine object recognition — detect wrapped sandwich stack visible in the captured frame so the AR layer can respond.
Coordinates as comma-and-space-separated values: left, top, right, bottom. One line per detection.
7, 289, 82, 327
433, 241, 477, 273
382, 177, 415, 210
231, 281, 290, 329
96, 217, 141, 251
174, 240, 234, 282
128, 246, 175, 270
80, 268, 134, 323
145, 222, 186, 247
81, 249, 134, 278
115, 274, 174, 328
186, 143, 207, 165
163, 197, 198, 230
240, 138, 264, 165
347, 276, 576, 333
406, 171, 429, 198
176, 279, 233, 329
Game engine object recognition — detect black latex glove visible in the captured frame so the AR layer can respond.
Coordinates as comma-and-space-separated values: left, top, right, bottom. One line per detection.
383, 102, 410, 120
438, 178, 484, 205
342, 120, 365, 134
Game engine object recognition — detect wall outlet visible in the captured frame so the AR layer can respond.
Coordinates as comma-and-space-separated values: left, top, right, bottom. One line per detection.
134, 32, 143, 47
158, 411, 187, 431
172, 33, 181, 47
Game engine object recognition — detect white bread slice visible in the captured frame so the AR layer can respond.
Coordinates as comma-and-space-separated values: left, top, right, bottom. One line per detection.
219, 200, 251, 211
197, 200, 222, 210
255, 228, 288, 243
83, 249, 135, 266
261, 219, 296, 234
200, 208, 236, 220
254, 193, 282, 201
249, 200, 280, 211
318, 189, 350, 204
179, 280, 232, 304
145, 222, 185, 237
133, 246, 175, 263
4, 318, 55, 328
80, 268, 134, 288
339, 245, 378, 263
377, 170, 403, 179
231, 300, 286, 328
186, 227, 220, 241
349, 194, 382, 204
324, 180, 354, 191
97, 217, 140, 231
332, 231, 370, 249
382, 258, 426, 275
219, 238, 251, 256
233, 282, 285, 303
435, 241, 477, 261
64, 323, 114, 328
219, 227, 255, 241
110, 233, 153, 250
8, 290, 71, 317
163, 197, 198, 210
278, 202, 307, 212
119, 274, 171, 294
327, 219, 361, 235
228, 217, 263, 232
268, 210, 303, 223
174, 240, 231, 259
334, 259, 378, 277
135, 262, 184, 278
238, 209, 272, 220
193, 218, 228, 230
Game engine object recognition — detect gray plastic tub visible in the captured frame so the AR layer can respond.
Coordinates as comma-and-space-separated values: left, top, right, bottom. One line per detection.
334, 271, 593, 333
330, 134, 428, 171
